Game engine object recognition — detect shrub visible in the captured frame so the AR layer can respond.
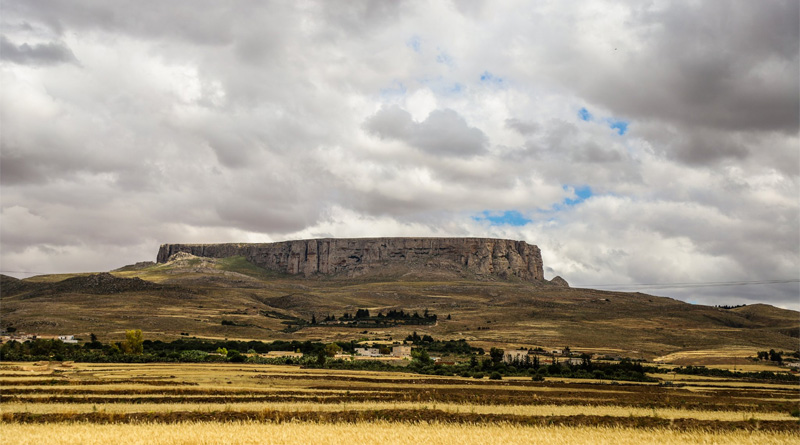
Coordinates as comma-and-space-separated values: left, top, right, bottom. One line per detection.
472, 372, 484, 379
489, 372, 502, 380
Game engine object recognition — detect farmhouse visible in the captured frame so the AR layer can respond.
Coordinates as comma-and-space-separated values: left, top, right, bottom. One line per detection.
391, 345, 411, 358
354, 347, 382, 357
265, 351, 303, 358
503, 349, 530, 364
58, 335, 78, 344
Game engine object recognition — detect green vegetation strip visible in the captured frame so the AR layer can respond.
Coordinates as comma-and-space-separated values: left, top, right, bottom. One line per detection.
2, 410, 797, 432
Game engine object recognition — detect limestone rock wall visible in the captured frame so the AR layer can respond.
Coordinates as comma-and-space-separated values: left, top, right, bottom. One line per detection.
156, 238, 544, 282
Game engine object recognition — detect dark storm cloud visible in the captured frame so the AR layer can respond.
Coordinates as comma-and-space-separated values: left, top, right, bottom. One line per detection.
595, 0, 798, 134
364, 105, 487, 156
0, 35, 77, 65
508, 1, 798, 167
504, 118, 539, 136
4, 0, 238, 45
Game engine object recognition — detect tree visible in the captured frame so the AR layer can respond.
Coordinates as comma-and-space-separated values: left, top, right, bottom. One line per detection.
324, 343, 342, 357
490, 347, 504, 363
216, 347, 228, 356
90, 333, 98, 343
411, 348, 433, 366
121, 329, 144, 354
355, 309, 370, 319
311, 314, 317, 325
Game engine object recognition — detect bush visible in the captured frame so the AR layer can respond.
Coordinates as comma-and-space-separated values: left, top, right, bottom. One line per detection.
531, 374, 544, 381
227, 350, 245, 363
472, 372, 484, 379
489, 372, 502, 380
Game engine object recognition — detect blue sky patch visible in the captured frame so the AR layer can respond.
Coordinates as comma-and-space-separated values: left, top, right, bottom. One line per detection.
406, 36, 421, 52
480, 71, 503, 85
579, 107, 629, 135
379, 81, 407, 98
436, 51, 453, 66
474, 210, 531, 226
608, 119, 628, 135
563, 185, 593, 206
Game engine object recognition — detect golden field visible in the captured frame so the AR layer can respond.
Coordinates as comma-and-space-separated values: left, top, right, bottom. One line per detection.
1, 362, 798, 444
3, 421, 799, 445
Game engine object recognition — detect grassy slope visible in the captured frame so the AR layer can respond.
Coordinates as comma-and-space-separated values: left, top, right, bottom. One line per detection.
1, 257, 797, 360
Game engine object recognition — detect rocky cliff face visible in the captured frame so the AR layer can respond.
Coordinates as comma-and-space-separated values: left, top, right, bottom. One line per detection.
157, 238, 545, 282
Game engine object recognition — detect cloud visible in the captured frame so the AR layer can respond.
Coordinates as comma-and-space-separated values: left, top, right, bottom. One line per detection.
364, 105, 488, 156
0, 1, 797, 310
0, 35, 78, 65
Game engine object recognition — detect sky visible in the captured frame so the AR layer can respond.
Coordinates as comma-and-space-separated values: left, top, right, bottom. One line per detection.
1, 0, 798, 309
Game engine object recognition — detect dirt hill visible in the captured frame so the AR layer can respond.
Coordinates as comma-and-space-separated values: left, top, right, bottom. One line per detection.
1, 254, 797, 362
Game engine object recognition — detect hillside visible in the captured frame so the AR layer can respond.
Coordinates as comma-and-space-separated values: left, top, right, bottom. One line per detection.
1, 252, 797, 363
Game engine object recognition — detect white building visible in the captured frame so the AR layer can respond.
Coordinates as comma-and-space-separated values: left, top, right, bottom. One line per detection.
503, 349, 530, 364
354, 347, 381, 357
58, 335, 78, 344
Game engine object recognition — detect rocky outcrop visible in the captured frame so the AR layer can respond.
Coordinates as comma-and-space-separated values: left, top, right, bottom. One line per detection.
157, 238, 545, 282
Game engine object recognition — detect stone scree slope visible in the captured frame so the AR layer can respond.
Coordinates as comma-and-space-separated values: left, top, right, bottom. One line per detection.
157, 238, 544, 282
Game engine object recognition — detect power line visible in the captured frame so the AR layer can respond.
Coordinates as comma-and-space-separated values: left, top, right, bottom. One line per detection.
571, 279, 799, 291
0, 270, 56, 275
2, 270, 798, 290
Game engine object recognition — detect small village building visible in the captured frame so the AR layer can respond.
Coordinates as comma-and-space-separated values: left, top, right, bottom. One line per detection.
354, 347, 381, 357
265, 351, 303, 358
391, 345, 411, 358
503, 349, 530, 364
57, 335, 78, 344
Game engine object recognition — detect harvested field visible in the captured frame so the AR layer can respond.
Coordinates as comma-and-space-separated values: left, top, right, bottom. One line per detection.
1, 362, 798, 442
1, 421, 798, 445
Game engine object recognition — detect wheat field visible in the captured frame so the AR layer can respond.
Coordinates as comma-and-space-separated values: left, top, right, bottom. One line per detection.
2, 421, 798, 445
1, 401, 794, 422
2, 362, 798, 443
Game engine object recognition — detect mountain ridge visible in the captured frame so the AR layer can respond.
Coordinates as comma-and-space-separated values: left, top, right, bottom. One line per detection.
157, 237, 547, 283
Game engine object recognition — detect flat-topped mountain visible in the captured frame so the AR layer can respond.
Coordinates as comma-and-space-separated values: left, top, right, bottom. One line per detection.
2, 250, 798, 360
157, 238, 547, 283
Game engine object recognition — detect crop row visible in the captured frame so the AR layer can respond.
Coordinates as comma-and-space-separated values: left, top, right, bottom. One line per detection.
3, 408, 798, 432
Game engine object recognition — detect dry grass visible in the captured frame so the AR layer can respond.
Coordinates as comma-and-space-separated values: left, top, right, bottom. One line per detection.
2, 360, 797, 445
1, 421, 797, 445
5, 259, 798, 358
1, 401, 794, 421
